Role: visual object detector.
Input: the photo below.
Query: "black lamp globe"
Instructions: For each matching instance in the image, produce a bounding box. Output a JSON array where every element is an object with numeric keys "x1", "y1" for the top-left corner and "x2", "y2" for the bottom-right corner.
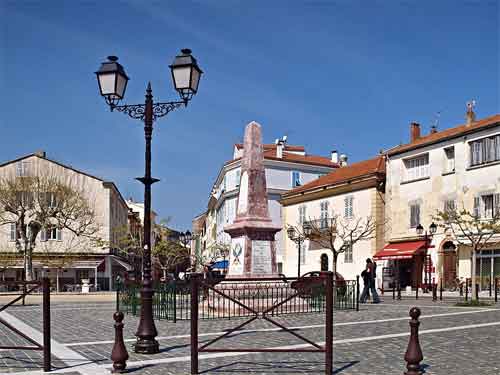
[
  {"x1": 416, "y1": 224, "x2": 424, "y2": 236},
  {"x1": 95, "y1": 56, "x2": 129, "y2": 106},
  {"x1": 429, "y1": 222, "x2": 437, "y2": 235},
  {"x1": 287, "y1": 227, "x2": 296, "y2": 240},
  {"x1": 303, "y1": 222, "x2": 312, "y2": 237},
  {"x1": 169, "y1": 48, "x2": 203, "y2": 102}
]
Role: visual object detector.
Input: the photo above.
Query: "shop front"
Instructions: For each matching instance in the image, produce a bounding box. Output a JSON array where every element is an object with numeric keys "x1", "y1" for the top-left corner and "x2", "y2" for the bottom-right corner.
[{"x1": 374, "y1": 240, "x2": 430, "y2": 290}]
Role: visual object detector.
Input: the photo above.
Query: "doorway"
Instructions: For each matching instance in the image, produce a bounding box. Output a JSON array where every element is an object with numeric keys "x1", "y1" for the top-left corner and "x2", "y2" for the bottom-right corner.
[{"x1": 442, "y1": 242, "x2": 456, "y2": 289}]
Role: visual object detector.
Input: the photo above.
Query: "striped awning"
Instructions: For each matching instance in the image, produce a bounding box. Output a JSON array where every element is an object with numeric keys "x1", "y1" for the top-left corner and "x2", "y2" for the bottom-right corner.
[{"x1": 373, "y1": 241, "x2": 427, "y2": 260}]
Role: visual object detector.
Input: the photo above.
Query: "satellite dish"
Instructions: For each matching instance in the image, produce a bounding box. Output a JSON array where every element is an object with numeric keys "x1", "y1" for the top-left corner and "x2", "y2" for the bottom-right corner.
[
  {"x1": 275, "y1": 138, "x2": 279, "y2": 145},
  {"x1": 283, "y1": 135, "x2": 287, "y2": 142}
]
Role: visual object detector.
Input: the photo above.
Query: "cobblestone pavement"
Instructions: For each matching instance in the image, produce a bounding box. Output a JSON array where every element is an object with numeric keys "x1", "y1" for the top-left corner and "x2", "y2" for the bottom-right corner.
[{"x1": 0, "y1": 296, "x2": 499, "y2": 374}]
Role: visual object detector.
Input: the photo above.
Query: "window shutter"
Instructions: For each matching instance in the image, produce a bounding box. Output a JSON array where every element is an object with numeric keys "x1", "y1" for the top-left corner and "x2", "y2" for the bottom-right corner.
[
  {"x1": 40, "y1": 228, "x2": 47, "y2": 242},
  {"x1": 473, "y1": 197, "x2": 481, "y2": 218},
  {"x1": 416, "y1": 204, "x2": 420, "y2": 226},
  {"x1": 57, "y1": 228, "x2": 62, "y2": 241},
  {"x1": 494, "y1": 193, "x2": 500, "y2": 216}
]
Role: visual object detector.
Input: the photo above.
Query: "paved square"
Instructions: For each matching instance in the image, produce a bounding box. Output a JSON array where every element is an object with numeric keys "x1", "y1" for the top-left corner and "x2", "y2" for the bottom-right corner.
[{"x1": 0, "y1": 294, "x2": 499, "y2": 374}]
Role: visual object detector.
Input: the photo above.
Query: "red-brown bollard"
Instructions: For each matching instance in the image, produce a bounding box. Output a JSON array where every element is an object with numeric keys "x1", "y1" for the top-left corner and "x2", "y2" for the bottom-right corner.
[
  {"x1": 404, "y1": 307, "x2": 423, "y2": 375},
  {"x1": 111, "y1": 311, "x2": 129, "y2": 373}
]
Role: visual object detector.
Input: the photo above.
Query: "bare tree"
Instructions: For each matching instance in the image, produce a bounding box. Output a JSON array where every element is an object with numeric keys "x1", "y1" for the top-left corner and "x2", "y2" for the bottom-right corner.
[
  {"x1": 0, "y1": 175, "x2": 101, "y2": 281},
  {"x1": 113, "y1": 224, "x2": 143, "y2": 280},
  {"x1": 292, "y1": 214, "x2": 382, "y2": 285},
  {"x1": 434, "y1": 202, "x2": 500, "y2": 301},
  {"x1": 152, "y1": 221, "x2": 190, "y2": 279}
]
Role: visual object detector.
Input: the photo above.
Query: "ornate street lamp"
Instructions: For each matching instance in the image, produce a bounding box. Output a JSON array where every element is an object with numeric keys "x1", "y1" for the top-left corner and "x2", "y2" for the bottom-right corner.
[
  {"x1": 95, "y1": 49, "x2": 203, "y2": 354},
  {"x1": 287, "y1": 223, "x2": 311, "y2": 278},
  {"x1": 416, "y1": 222, "x2": 437, "y2": 293},
  {"x1": 179, "y1": 230, "x2": 192, "y2": 247}
]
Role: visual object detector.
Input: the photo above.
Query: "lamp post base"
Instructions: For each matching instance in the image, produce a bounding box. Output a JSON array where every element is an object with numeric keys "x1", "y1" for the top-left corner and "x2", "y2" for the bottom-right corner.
[{"x1": 134, "y1": 338, "x2": 159, "y2": 354}]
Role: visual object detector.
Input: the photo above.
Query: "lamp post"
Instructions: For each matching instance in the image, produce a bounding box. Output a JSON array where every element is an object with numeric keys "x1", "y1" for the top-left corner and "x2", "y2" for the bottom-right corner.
[
  {"x1": 95, "y1": 49, "x2": 202, "y2": 354},
  {"x1": 287, "y1": 222, "x2": 312, "y2": 278},
  {"x1": 416, "y1": 222, "x2": 437, "y2": 293},
  {"x1": 179, "y1": 230, "x2": 192, "y2": 248}
]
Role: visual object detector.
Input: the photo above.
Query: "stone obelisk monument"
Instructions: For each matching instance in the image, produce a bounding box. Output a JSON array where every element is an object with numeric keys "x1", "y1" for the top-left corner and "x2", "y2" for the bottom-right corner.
[{"x1": 224, "y1": 121, "x2": 281, "y2": 278}]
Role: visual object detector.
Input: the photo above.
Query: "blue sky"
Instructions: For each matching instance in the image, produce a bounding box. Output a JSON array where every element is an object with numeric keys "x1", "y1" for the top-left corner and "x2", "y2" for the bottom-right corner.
[{"x1": 1, "y1": 1, "x2": 498, "y2": 230}]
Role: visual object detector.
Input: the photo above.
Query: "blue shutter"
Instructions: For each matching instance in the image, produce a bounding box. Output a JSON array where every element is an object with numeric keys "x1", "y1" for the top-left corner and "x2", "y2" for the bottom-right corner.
[
  {"x1": 57, "y1": 228, "x2": 62, "y2": 241},
  {"x1": 40, "y1": 228, "x2": 47, "y2": 242}
]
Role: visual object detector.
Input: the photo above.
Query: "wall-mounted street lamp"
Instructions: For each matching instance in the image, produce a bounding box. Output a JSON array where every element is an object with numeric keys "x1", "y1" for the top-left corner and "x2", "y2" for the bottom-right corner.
[{"x1": 95, "y1": 49, "x2": 203, "y2": 355}]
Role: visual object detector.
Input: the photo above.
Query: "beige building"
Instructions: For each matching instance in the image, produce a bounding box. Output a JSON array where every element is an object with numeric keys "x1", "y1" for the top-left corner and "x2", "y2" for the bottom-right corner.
[
  {"x1": 383, "y1": 112, "x2": 500, "y2": 290},
  {"x1": 280, "y1": 156, "x2": 386, "y2": 282},
  {"x1": 0, "y1": 151, "x2": 132, "y2": 291}
]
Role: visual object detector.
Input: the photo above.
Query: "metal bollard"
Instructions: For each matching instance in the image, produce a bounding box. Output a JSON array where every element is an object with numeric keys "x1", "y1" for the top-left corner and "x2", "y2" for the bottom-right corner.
[
  {"x1": 356, "y1": 275, "x2": 360, "y2": 311},
  {"x1": 111, "y1": 311, "x2": 128, "y2": 373},
  {"x1": 415, "y1": 285, "x2": 418, "y2": 300},
  {"x1": 404, "y1": 307, "x2": 423, "y2": 375},
  {"x1": 432, "y1": 284, "x2": 437, "y2": 302},
  {"x1": 475, "y1": 284, "x2": 479, "y2": 301},
  {"x1": 393, "y1": 284, "x2": 396, "y2": 300},
  {"x1": 397, "y1": 283, "x2": 402, "y2": 300},
  {"x1": 439, "y1": 279, "x2": 443, "y2": 301},
  {"x1": 42, "y1": 278, "x2": 51, "y2": 372},
  {"x1": 495, "y1": 278, "x2": 498, "y2": 303},
  {"x1": 465, "y1": 283, "x2": 468, "y2": 301}
]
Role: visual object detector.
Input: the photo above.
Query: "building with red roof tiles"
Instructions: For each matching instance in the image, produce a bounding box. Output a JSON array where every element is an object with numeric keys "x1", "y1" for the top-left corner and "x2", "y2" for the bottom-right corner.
[
  {"x1": 280, "y1": 155, "x2": 386, "y2": 281},
  {"x1": 191, "y1": 123, "x2": 341, "y2": 272},
  {"x1": 383, "y1": 108, "x2": 500, "y2": 291}
]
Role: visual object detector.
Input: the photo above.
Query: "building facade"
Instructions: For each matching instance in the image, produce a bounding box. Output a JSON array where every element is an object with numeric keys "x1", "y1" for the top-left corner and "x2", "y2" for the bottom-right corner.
[
  {"x1": 280, "y1": 156, "x2": 386, "y2": 282},
  {"x1": 194, "y1": 131, "x2": 340, "y2": 272},
  {"x1": 0, "y1": 151, "x2": 132, "y2": 291},
  {"x1": 383, "y1": 112, "x2": 500, "y2": 290}
]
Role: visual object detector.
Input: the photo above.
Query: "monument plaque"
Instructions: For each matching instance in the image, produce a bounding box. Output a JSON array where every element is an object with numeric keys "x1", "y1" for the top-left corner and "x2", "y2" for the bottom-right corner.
[
  {"x1": 229, "y1": 237, "x2": 245, "y2": 276},
  {"x1": 252, "y1": 240, "x2": 272, "y2": 274}
]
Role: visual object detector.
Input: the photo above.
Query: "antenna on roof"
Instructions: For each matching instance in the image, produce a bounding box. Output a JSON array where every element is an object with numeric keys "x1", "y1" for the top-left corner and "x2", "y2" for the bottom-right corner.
[
  {"x1": 275, "y1": 138, "x2": 279, "y2": 145},
  {"x1": 430, "y1": 111, "x2": 441, "y2": 133},
  {"x1": 282, "y1": 135, "x2": 287, "y2": 143}
]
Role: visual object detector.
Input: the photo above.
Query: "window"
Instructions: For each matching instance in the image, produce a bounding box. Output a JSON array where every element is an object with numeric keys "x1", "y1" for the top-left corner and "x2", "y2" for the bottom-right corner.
[
  {"x1": 42, "y1": 226, "x2": 62, "y2": 241},
  {"x1": 45, "y1": 192, "x2": 57, "y2": 208},
  {"x1": 444, "y1": 199, "x2": 456, "y2": 214},
  {"x1": 235, "y1": 169, "x2": 241, "y2": 187},
  {"x1": 404, "y1": 154, "x2": 429, "y2": 181},
  {"x1": 344, "y1": 196, "x2": 354, "y2": 219},
  {"x1": 474, "y1": 194, "x2": 500, "y2": 219},
  {"x1": 298, "y1": 205, "x2": 306, "y2": 225},
  {"x1": 444, "y1": 147, "x2": 455, "y2": 173},
  {"x1": 222, "y1": 175, "x2": 227, "y2": 192},
  {"x1": 410, "y1": 203, "x2": 420, "y2": 228},
  {"x1": 10, "y1": 223, "x2": 17, "y2": 241},
  {"x1": 16, "y1": 191, "x2": 33, "y2": 207},
  {"x1": 292, "y1": 171, "x2": 301, "y2": 187},
  {"x1": 320, "y1": 201, "x2": 329, "y2": 228},
  {"x1": 344, "y1": 243, "x2": 353, "y2": 263},
  {"x1": 16, "y1": 161, "x2": 30, "y2": 177},
  {"x1": 470, "y1": 135, "x2": 500, "y2": 166}
]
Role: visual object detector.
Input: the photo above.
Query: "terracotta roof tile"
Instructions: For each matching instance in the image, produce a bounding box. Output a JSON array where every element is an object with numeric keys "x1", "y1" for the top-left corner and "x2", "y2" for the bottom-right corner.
[
  {"x1": 388, "y1": 114, "x2": 500, "y2": 155},
  {"x1": 224, "y1": 150, "x2": 339, "y2": 168},
  {"x1": 283, "y1": 155, "x2": 385, "y2": 196},
  {"x1": 235, "y1": 143, "x2": 305, "y2": 152}
]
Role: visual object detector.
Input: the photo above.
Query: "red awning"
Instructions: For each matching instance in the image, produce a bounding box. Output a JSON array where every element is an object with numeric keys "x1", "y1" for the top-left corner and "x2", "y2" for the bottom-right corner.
[{"x1": 373, "y1": 241, "x2": 427, "y2": 260}]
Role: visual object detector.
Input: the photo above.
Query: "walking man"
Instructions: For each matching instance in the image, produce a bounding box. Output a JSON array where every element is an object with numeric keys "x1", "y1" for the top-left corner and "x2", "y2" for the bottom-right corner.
[{"x1": 366, "y1": 258, "x2": 380, "y2": 303}]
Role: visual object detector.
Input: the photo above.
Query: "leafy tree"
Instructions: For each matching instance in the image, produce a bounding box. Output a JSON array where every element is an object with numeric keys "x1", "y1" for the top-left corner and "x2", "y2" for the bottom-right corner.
[
  {"x1": 435, "y1": 203, "x2": 500, "y2": 300},
  {"x1": 152, "y1": 220, "x2": 190, "y2": 279},
  {"x1": 0, "y1": 175, "x2": 101, "y2": 281}
]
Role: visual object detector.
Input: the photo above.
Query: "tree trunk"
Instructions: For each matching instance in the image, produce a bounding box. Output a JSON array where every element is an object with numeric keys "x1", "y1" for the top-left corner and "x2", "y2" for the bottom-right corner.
[
  {"x1": 471, "y1": 247, "x2": 477, "y2": 301},
  {"x1": 24, "y1": 240, "x2": 34, "y2": 282},
  {"x1": 332, "y1": 253, "x2": 338, "y2": 304}
]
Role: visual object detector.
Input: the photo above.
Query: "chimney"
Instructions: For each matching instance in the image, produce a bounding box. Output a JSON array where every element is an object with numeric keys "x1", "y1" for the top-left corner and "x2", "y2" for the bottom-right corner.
[
  {"x1": 339, "y1": 154, "x2": 348, "y2": 167},
  {"x1": 410, "y1": 122, "x2": 421, "y2": 142},
  {"x1": 331, "y1": 150, "x2": 338, "y2": 163},
  {"x1": 276, "y1": 142, "x2": 283, "y2": 158},
  {"x1": 35, "y1": 150, "x2": 46, "y2": 158},
  {"x1": 466, "y1": 100, "x2": 476, "y2": 126}
]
